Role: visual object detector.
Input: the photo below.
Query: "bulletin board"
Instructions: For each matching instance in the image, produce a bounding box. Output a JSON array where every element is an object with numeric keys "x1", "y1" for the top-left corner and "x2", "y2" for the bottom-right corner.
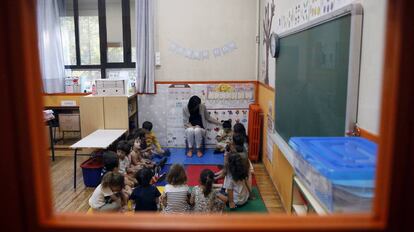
[{"x1": 138, "y1": 83, "x2": 255, "y2": 147}]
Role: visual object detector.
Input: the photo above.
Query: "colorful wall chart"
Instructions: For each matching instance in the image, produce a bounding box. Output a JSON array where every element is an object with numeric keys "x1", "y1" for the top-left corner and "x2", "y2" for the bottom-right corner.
[
  {"x1": 138, "y1": 83, "x2": 255, "y2": 147},
  {"x1": 276, "y1": 0, "x2": 354, "y2": 33}
]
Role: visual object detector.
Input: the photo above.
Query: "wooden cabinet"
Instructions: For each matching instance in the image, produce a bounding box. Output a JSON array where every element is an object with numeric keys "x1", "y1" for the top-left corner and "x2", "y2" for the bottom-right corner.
[
  {"x1": 80, "y1": 94, "x2": 138, "y2": 138},
  {"x1": 103, "y1": 96, "x2": 128, "y2": 130}
]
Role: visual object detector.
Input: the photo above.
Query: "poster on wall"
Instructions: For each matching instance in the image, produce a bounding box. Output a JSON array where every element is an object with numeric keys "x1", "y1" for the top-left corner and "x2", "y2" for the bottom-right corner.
[
  {"x1": 267, "y1": 100, "x2": 274, "y2": 132},
  {"x1": 166, "y1": 84, "x2": 192, "y2": 147},
  {"x1": 205, "y1": 109, "x2": 249, "y2": 145},
  {"x1": 138, "y1": 83, "x2": 255, "y2": 147},
  {"x1": 275, "y1": 0, "x2": 354, "y2": 33},
  {"x1": 266, "y1": 133, "x2": 274, "y2": 163},
  {"x1": 266, "y1": 100, "x2": 274, "y2": 163},
  {"x1": 205, "y1": 83, "x2": 254, "y2": 109}
]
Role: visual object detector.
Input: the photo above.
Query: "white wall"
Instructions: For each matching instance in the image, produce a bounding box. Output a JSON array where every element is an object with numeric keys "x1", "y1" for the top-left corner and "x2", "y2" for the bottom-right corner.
[
  {"x1": 259, "y1": 0, "x2": 387, "y2": 135},
  {"x1": 155, "y1": 0, "x2": 259, "y2": 82},
  {"x1": 356, "y1": 0, "x2": 387, "y2": 135}
]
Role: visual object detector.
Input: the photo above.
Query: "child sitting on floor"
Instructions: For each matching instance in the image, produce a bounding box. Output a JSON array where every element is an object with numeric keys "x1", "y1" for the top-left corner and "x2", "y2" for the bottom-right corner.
[
  {"x1": 233, "y1": 122, "x2": 249, "y2": 151},
  {"x1": 223, "y1": 153, "x2": 251, "y2": 209},
  {"x1": 133, "y1": 128, "x2": 153, "y2": 160},
  {"x1": 117, "y1": 141, "x2": 131, "y2": 175},
  {"x1": 128, "y1": 134, "x2": 168, "y2": 183},
  {"x1": 160, "y1": 164, "x2": 190, "y2": 213},
  {"x1": 89, "y1": 171, "x2": 127, "y2": 212},
  {"x1": 214, "y1": 133, "x2": 247, "y2": 180},
  {"x1": 101, "y1": 150, "x2": 119, "y2": 177},
  {"x1": 142, "y1": 121, "x2": 170, "y2": 157},
  {"x1": 116, "y1": 141, "x2": 137, "y2": 187},
  {"x1": 102, "y1": 151, "x2": 133, "y2": 196},
  {"x1": 130, "y1": 168, "x2": 161, "y2": 212},
  {"x1": 215, "y1": 119, "x2": 233, "y2": 153},
  {"x1": 190, "y1": 169, "x2": 227, "y2": 213},
  {"x1": 128, "y1": 130, "x2": 154, "y2": 171}
]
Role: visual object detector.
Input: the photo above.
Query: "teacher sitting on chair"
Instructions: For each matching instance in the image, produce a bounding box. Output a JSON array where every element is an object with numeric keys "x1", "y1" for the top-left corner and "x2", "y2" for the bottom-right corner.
[{"x1": 183, "y1": 95, "x2": 220, "y2": 157}]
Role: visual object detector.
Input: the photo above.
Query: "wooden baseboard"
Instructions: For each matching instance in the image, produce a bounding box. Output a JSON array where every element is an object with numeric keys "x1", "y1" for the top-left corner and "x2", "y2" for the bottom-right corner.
[
  {"x1": 257, "y1": 81, "x2": 275, "y2": 92},
  {"x1": 358, "y1": 127, "x2": 380, "y2": 144}
]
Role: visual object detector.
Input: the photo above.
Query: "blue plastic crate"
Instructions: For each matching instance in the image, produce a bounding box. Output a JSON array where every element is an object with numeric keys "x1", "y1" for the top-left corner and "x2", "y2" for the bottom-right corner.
[
  {"x1": 80, "y1": 157, "x2": 103, "y2": 188},
  {"x1": 289, "y1": 137, "x2": 378, "y2": 212}
]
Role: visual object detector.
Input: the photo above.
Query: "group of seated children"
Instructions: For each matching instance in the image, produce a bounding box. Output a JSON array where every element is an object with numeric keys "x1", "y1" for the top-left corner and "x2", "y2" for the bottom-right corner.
[{"x1": 89, "y1": 121, "x2": 254, "y2": 213}]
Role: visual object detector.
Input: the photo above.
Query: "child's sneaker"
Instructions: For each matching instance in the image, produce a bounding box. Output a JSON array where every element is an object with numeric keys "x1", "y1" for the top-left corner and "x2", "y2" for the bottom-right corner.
[
  {"x1": 156, "y1": 172, "x2": 167, "y2": 183},
  {"x1": 154, "y1": 166, "x2": 161, "y2": 176}
]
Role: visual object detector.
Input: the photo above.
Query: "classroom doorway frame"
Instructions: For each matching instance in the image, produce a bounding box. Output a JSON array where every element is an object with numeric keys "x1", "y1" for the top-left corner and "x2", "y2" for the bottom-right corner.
[{"x1": 0, "y1": 0, "x2": 412, "y2": 232}]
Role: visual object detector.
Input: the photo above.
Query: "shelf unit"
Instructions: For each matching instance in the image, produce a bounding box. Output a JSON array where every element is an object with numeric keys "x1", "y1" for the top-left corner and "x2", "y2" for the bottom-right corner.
[
  {"x1": 79, "y1": 94, "x2": 138, "y2": 138},
  {"x1": 291, "y1": 176, "x2": 328, "y2": 215}
]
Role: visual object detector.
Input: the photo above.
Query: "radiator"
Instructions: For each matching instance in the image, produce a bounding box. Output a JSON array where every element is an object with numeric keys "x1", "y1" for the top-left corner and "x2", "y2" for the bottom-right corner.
[{"x1": 248, "y1": 104, "x2": 263, "y2": 162}]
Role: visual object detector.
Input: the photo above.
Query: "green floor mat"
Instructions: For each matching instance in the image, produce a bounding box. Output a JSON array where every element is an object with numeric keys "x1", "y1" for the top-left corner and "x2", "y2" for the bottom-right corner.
[{"x1": 225, "y1": 187, "x2": 267, "y2": 213}]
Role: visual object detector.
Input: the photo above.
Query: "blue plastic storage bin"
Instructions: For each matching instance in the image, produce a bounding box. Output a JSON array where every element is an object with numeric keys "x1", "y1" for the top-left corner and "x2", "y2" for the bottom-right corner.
[
  {"x1": 288, "y1": 137, "x2": 378, "y2": 213},
  {"x1": 80, "y1": 156, "x2": 103, "y2": 187}
]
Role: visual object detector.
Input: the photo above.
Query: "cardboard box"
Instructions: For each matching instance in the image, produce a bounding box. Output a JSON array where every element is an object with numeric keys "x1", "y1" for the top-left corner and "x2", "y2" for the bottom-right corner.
[
  {"x1": 59, "y1": 114, "x2": 80, "y2": 131},
  {"x1": 65, "y1": 77, "x2": 81, "y2": 93},
  {"x1": 95, "y1": 79, "x2": 126, "y2": 96}
]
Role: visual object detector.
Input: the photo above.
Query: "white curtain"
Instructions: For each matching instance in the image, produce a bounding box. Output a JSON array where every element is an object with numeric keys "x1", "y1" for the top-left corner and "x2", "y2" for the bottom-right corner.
[
  {"x1": 136, "y1": 0, "x2": 155, "y2": 94},
  {"x1": 37, "y1": 0, "x2": 66, "y2": 93}
]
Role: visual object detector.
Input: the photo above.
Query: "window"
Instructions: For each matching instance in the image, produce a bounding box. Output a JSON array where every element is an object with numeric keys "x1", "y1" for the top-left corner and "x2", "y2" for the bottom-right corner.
[
  {"x1": 106, "y1": 0, "x2": 124, "y2": 63},
  {"x1": 130, "y1": 0, "x2": 136, "y2": 62},
  {"x1": 59, "y1": 0, "x2": 76, "y2": 65},
  {"x1": 59, "y1": 0, "x2": 136, "y2": 88},
  {"x1": 79, "y1": 0, "x2": 100, "y2": 65}
]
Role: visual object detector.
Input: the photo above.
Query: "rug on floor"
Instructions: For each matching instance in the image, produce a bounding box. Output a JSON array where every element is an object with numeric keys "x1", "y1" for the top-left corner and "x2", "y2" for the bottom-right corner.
[{"x1": 158, "y1": 148, "x2": 224, "y2": 165}]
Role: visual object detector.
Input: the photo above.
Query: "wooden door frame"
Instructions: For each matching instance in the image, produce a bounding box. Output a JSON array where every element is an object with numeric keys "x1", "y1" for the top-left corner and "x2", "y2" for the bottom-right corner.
[{"x1": 0, "y1": 0, "x2": 413, "y2": 231}]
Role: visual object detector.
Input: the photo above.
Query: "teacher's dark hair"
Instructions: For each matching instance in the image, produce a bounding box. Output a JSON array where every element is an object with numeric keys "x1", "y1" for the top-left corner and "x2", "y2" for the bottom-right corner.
[{"x1": 188, "y1": 95, "x2": 201, "y2": 114}]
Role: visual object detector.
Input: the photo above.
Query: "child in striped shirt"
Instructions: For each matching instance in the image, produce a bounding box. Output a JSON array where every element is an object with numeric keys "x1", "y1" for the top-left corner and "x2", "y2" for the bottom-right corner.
[{"x1": 160, "y1": 164, "x2": 190, "y2": 213}]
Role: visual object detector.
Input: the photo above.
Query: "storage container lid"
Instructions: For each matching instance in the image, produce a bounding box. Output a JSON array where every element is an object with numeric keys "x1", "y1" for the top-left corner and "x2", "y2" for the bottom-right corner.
[
  {"x1": 289, "y1": 137, "x2": 377, "y2": 184},
  {"x1": 80, "y1": 157, "x2": 103, "y2": 169}
]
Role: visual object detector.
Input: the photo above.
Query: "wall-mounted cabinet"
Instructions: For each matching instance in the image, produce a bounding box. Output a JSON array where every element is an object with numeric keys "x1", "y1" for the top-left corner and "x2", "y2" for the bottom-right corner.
[{"x1": 80, "y1": 94, "x2": 138, "y2": 138}]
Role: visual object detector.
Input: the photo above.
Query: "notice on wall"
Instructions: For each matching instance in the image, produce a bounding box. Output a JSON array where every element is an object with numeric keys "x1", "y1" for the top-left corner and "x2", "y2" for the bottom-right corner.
[
  {"x1": 266, "y1": 132, "x2": 274, "y2": 163},
  {"x1": 166, "y1": 84, "x2": 192, "y2": 146},
  {"x1": 205, "y1": 83, "x2": 255, "y2": 109},
  {"x1": 266, "y1": 100, "x2": 274, "y2": 162}
]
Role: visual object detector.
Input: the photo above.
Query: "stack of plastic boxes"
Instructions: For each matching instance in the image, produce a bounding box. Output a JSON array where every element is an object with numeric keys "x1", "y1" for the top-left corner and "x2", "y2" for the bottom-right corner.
[{"x1": 288, "y1": 137, "x2": 377, "y2": 213}]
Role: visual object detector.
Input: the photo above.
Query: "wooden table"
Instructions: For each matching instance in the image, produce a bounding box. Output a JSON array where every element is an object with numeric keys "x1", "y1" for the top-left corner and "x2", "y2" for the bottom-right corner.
[{"x1": 70, "y1": 129, "x2": 126, "y2": 189}]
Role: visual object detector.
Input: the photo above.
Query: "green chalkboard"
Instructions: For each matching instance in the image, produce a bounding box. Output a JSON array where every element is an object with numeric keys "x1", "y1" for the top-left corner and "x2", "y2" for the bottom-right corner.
[{"x1": 275, "y1": 15, "x2": 352, "y2": 142}]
